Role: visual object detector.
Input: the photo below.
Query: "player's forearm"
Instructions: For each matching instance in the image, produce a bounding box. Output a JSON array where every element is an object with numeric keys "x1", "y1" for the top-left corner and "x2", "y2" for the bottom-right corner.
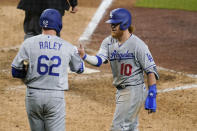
[
  {"x1": 82, "y1": 54, "x2": 102, "y2": 67},
  {"x1": 147, "y1": 72, "x2": 156, "y2": 87}
]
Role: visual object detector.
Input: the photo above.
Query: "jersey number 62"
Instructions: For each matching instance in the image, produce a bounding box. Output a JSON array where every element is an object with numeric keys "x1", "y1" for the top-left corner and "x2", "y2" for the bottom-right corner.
[{"x1": 37, "y1": 55, "x2": 61, "y2": 76}]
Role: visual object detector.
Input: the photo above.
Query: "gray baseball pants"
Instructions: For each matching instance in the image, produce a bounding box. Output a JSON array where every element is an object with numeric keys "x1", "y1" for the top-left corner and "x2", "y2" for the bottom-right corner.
[
  {"x1": 26, "y1": 88, "x2": 66, "y2": 131},
  {"x1": 110, "y1": 84, "x2": 147, "y2": 131}
]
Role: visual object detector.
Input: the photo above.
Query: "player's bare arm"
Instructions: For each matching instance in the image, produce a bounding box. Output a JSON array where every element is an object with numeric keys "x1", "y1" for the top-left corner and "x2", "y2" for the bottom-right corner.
[{"x1": 147, "y1": 72, "x2": 157, "y2": 86}]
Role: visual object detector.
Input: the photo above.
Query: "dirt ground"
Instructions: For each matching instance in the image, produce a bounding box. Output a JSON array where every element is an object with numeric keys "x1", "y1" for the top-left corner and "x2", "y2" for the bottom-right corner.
[{"x1": 0, "y1": 0, "x2": 197, "y2": 131}]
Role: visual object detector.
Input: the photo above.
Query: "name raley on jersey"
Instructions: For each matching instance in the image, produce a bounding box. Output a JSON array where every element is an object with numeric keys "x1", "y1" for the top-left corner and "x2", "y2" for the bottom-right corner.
[
  {"x1": 110, "y1": 50, "x2": 135, "y2": 61},
  {"x1": 39, "y1": 41, "x2": 63, "y2": 51}
]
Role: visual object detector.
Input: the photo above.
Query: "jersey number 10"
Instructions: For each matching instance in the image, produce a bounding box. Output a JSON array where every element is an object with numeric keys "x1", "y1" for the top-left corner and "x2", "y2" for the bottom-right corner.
[{"x1": 120, "y1": 63, "x2": 132, "y2": 76}]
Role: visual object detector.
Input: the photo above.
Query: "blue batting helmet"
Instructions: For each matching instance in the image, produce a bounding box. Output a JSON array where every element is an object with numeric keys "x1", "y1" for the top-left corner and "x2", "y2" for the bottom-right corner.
[
  {"x1": 106, "y1": 8, "x2": 132, "y2": 30},
  {"x1": 40, "y1": 9, "x2": 62, "y2": 33}
]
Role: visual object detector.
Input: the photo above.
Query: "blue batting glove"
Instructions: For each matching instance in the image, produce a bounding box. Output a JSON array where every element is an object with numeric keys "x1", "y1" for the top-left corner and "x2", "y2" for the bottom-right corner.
[{"x1": 145, "y1": 84, "x2": 157, "y2": 113}]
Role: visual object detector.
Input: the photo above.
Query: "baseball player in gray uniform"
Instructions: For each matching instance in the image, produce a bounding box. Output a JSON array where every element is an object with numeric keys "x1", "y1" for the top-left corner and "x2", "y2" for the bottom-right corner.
[
  {"x1": 11, "y1": 9, "x2": 84, "y2": 131},
  {"x1": 78, "y1": 8, "x2": 159, "y2": 131}
]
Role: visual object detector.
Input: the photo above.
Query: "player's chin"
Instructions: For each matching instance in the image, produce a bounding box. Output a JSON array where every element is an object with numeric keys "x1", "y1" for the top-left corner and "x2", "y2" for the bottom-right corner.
[
  {"x1": 111, "y1": 31, "x2": 122, "y2": 39},
  {"x1": 111, "y1": 32, "x2": 117, "y2": 38}
]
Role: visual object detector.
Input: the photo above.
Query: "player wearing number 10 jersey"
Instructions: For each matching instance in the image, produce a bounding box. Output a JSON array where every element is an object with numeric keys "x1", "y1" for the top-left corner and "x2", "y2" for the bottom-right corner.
[
  {"x1": 78, "y1": 8, "x2": 159, "y2": 131},
  {"x1": 11, "y1": 9, "x2": 84, "y2": 131}
]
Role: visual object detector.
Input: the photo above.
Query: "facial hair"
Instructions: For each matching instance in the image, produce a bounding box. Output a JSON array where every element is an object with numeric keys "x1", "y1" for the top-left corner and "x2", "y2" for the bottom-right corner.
[{"x1": 111, "y1": 30, "x2": 124, "y2": 39}]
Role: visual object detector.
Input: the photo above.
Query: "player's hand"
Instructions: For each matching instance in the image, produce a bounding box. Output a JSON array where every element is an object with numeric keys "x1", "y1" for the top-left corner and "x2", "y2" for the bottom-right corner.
[
  {"x1": 145, "y1": 84, "x2": 157, "y2": 114},
  {"x1": 23, "y1": 60, "x2": 29, "y2": 72},
  {"x1": 78, "y1": 44, "x2": 86, "y2": 59},
  {"x1": 70, "y1": 6, "x2": 78, "y2": 13}
]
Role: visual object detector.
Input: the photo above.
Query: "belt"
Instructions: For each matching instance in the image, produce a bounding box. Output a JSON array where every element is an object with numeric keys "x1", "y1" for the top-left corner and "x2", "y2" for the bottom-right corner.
[
  {"x1": 116, "y1": 83, "x2": 145, "y2": 90},
  {"x1": 27, "y1": 87, "x2": 64, "y2": 91},
  {"x1": 116, "y1": 84, "x2": 129, "y2": 90}
]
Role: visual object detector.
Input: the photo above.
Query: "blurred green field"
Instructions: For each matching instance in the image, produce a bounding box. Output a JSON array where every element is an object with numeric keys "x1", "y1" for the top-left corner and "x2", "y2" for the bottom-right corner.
[{"x1": 135, "y1": 0, "x2": 197, "y2": 11}]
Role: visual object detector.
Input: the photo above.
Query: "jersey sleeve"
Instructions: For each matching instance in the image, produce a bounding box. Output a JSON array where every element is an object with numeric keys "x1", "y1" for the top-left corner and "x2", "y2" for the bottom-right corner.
[
  {"x1": 136, "y1": 43, "x2": 159, "y2": 80},
  {"x1": 11, "y1": 42, "x2": 29, "y2": 70},
  {"x1": 69, "y1": 46, "x2": 84, "y2": 73},
  {"x1": 97, "y1": 37, "x2": 110, "y2": 62}
]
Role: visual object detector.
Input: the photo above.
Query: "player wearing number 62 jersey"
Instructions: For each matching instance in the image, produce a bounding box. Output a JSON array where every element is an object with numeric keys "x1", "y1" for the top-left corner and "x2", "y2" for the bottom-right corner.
[
  {"x1": 78, "y1": 8, "x2": 159, "y2": 131},
  {"x1": 11, "y1": 9, "x2": 84, "y2": 131}
]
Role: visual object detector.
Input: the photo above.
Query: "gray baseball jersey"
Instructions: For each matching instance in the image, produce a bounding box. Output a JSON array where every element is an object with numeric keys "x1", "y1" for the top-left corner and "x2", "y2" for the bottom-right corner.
[
  {"x1": 12, "y1": 34, "x2": 83, "y2": 90},
  {"x1": 97, "y1": 34, "x2": 159, "y2": 87}
]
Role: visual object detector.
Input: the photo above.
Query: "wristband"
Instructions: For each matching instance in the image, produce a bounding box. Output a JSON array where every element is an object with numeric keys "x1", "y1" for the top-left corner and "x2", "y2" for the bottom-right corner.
[
  {"x1": 82, "y1": 54, "x2": 87, "y2": 60},
  {"x1": 149, "y1": 84, "x2": 156, "y2": 90}
]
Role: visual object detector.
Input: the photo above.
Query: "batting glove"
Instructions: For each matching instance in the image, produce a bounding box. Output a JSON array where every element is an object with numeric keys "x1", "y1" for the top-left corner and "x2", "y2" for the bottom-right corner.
[{"x1": 145, "y1": 84, "x2": 157, "y2": 113}]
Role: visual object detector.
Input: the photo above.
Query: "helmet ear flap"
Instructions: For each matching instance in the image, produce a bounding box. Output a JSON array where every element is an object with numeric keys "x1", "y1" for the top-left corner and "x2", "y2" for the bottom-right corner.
[
  {"x1": 120, "y1": 21, "x2": 129, "y2": 30},
  {"x1": 120, "y1": 18, "x2": 131, "y2": 30}
]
